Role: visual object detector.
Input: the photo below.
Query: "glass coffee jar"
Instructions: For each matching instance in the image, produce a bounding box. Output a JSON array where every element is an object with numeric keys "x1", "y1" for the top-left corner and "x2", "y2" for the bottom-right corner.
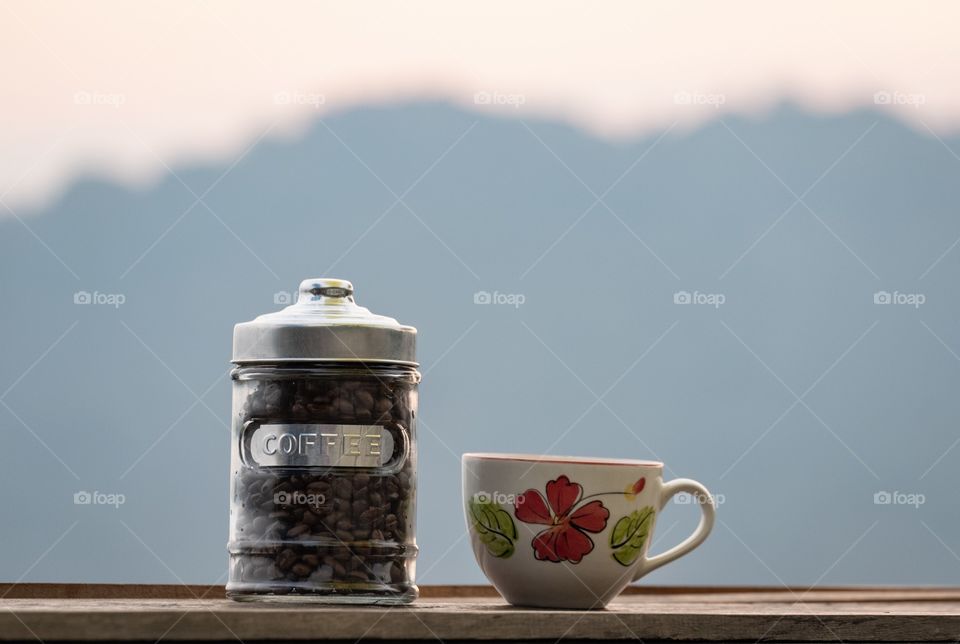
[{"x1": 227, "y1": 278, "x2": 419, "y2": 603}]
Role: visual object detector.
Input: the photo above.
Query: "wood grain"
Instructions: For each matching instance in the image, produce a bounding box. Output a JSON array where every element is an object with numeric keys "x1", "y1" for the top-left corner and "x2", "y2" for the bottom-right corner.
[{"x1": 0, "y1": 585, "x2": 958, "y2": 641}]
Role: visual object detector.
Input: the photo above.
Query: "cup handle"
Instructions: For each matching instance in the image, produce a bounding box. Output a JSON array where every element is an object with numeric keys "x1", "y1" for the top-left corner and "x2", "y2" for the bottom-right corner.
[{"x1": 632, "y1": 478, "x2": 716, "y2": 581}]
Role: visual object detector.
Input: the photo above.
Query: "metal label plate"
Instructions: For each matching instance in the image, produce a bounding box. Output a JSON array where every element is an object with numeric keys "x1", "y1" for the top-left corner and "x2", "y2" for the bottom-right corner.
[{"x1": 243, "y1": 422, "x2": 397, "y2": 469}]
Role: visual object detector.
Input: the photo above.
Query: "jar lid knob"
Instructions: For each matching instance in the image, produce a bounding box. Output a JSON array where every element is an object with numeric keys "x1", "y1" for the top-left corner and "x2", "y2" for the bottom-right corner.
[{"x1": 298, "y1": 278, "x2": 354, "y2": 303}]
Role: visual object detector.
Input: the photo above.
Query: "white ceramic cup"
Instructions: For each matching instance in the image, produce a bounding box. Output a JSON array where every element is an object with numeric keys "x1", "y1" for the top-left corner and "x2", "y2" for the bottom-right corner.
[{"x1": 462, "y1": 453, "x2": 716, "y2": 609}]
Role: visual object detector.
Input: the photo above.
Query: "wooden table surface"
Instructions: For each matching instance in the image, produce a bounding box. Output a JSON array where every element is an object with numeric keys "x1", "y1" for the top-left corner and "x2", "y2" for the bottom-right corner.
[{"x1": 1, "y1": 584, "x2": 959, "y2": 642}]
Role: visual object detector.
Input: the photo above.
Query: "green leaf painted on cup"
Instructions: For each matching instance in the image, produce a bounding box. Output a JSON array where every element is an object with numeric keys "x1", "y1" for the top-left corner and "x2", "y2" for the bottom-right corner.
[
  {"x1": 468, "y1": 499, "x2": 518, "y2": 558},
  {"x1": 610, "y1": 506, "x2": 655, "y2": 566}
]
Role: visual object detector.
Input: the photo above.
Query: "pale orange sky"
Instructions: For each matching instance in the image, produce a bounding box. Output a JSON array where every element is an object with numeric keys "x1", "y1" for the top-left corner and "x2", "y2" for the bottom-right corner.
[{"x1": 2, "y1": 1, "x2": 959, "y2": 211}]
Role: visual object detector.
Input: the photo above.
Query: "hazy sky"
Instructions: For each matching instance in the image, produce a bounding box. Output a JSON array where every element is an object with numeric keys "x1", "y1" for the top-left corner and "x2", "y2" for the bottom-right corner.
[{"x1": 2, "y1": 1, "x2": 959, "y2": 210}]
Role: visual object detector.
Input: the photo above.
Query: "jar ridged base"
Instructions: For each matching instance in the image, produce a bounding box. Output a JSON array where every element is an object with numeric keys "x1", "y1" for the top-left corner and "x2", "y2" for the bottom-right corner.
[{"x1": 226, "y1": 581, "x2": 417, "y2": 604}]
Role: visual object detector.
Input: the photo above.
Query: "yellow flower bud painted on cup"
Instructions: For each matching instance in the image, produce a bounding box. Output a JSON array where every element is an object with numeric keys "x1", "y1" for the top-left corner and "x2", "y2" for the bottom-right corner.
[{"x1": 623, "y1": 477, "x2": 646, "y2": 500}]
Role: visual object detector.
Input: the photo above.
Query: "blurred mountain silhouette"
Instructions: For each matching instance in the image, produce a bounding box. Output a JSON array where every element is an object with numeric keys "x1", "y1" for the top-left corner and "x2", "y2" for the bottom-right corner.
[{"x1": 1, "y1": 102, "x2": 959, "y2": 585}]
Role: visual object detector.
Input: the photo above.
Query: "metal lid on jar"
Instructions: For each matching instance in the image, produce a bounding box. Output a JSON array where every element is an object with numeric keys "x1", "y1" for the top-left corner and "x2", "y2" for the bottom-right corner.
[{"x1": 232, "y1": 278, "x2": 417, "y2": 366}]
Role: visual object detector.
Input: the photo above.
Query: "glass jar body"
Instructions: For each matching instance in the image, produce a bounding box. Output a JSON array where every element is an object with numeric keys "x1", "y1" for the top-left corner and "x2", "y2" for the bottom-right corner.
[{"x1": 227, "y1": 363, "x2": 419, "y2": 604}]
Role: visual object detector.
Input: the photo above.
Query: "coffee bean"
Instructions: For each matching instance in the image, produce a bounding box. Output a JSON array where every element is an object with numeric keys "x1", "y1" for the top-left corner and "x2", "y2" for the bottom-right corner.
[
  {"x1": 324, "y1": 556, "x2": 347, "y2": 577},
  {"x1": 291, "y1": 563, "x2": 313, "y2": 578},
  {"x1": 306, "y1": 481, "x2": 329, "y2": 494},
  {"x1": 287, "y1": 524, "x2": 309, "y2": 538},
  {"x1": 356, "y1": 390, "x2": 374, "y2": 409},
  {"x1": 276, "y1": 548, "x2": 299, "y2": 573},
  {"x1": 332, "y1": 478, "x2": 352, "y2": 500},
  {"x1": 390, "y1": 562, "x2": 406, "y2": 584}
]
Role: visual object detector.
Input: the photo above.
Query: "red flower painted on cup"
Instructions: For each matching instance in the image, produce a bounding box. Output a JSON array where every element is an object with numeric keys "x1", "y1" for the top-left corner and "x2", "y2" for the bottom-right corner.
[{"x1": 514, "y1": 475, "x2": 610, "y2": 564}]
